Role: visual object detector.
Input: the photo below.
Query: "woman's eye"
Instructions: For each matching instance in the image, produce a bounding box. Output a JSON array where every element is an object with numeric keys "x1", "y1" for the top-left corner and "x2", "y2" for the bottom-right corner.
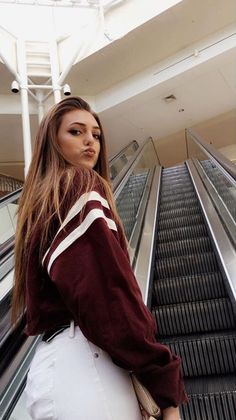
[
  {"x1": 69, "y1": 129, "x2": 81, "y2": 136},
  {"x1": 93, "y1": 133, "x2": 101, "y2": 141}
]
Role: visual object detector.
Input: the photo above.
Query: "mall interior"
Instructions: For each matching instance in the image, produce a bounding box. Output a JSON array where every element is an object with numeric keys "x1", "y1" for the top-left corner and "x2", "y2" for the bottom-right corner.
[{"x1": 0, "y1": 1, "x2": 236, "y2": 419}]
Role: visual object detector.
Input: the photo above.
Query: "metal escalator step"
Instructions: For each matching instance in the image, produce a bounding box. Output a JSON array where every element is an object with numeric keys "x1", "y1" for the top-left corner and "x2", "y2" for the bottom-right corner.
[
  {"x1": 162, "y1": 168, "x2": 186, "y2": 175},
  {"x1": 159, "y1": 197, "x2": 199, "y2": 211},
  {"x1": 181, "y1": 375, "x2": 236, "y2": 420},
  {"x1": 162, "y1": 173, "x2": 189, "y2": 180},
  {"x1": 152, "y1": 298, "x2": 235, "y2": 336},
  {"x1": 153, "y1": 272, "x2": 225, "y2": 305},
  {"x1": 159, "y1": 205, "x2": 200, "y2": 220},
  {"x1": 158, "y1": 213, "x2": 204, "y2": 230},
  {"x1": 162, "y1": 177, "x2": 189, "y2": 184},
  {"x1": 157, "y1": 224, "x2": 208, "y2": 243},
  {"x1": 161, "y1": 186, "x2": 194, "y2": 198},
  {"x1": 162, "y1": 169, "x2": 187, "y2": 175},
  {"x1": 161, "y1": 332, "x2": 236, "y2": 377},
  {"x1": 155, "y1": 251, "x2": 218, "y2": 279},
  {"x1": 161, "y1": 183, "x2": 194, "y2": 197},
  {"x1": 161, "y1": 191, "x2": 196, "y2": 204},
  {"x1": 161, "y1": 179, "x2": 191, "y2": 189},
  {"x1": 156, "y1": 237, "x2": 212, "y2": 259}
]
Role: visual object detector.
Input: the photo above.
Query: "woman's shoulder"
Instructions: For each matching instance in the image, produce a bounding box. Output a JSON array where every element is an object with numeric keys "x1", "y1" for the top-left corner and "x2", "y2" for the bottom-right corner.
[
  {"x1": 73, "y1": 168, "x2": 106, "y2": 196},
  {"x1": 61, "y1": 168, "x2": 107, "y2": 216}
]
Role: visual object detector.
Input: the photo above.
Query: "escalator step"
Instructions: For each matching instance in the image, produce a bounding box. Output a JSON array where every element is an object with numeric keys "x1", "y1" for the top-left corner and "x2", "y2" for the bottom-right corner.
[
  {"x1": 159, "y1": 197, "x2": 199, "y2": 211},
  {"x1": 155, "y1": 252, "x2": 219, "y2": 279},
  {"x1": 162, "y1": 332, "x2": 236, "y2": 377},
  {"x1": 161, "y1": 187, "x2": 194, "y2": 198},
  {"x1": 161, "y1": 191, "x2": 196, "y2": 204},
  {"x1": 159, "y1": 205, "x2": 200, "y2": 220},
  {"x1": 162, "y1": 170, "x2": 187, "y2": 177},
  {"x1": 153, "y1": 272, "x2": 225, "y2": 305},
  {"x1": 158, "y1": 213, "x2": 204, "y2": 230},
  {"x1": 181, "y1": 375, "x2": 236, "y2": 420},
  {"x1": 161, "y1": 180, "x2": 191, "y2": 189},
  {"x1": 156, "y1": 237, "x2": 212, "y2": 259},
  {"x1": 152, "y1": 298, "x2": 235, "y2": 336},
  {"x1": 162, "y1": 169, "x2": 187, "y2": 178},
  {"x1": 157, "y1": 213, "x2": 203, "y2": 230},
  {"x1": 156, "y1": 224, "x2": 208, "y2": 243}
]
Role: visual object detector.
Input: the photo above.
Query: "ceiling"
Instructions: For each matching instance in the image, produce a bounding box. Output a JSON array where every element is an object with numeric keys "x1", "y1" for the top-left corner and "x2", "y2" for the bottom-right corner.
[
  {"x1": 63, "y1": 0, "x2": 236, "y2": 158},
  {"x1": 98, "y1": 46, "x2": 236, "y2": 157},
  {"x1": 0, "y1": 0, "x2": 235, "y2": 179},
  {"x1": 67, "y1": 0, "x2": 236, "y2": 95}
]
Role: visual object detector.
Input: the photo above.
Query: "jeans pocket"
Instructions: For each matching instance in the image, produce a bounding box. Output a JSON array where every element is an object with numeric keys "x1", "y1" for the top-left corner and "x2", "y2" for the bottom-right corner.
[{"x1": 25, "y1": 347, "x2": 57, "y2": 420}]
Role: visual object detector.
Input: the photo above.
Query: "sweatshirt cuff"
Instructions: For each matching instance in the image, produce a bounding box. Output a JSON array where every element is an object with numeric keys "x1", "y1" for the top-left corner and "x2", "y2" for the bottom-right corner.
[{"x1": 136, "y1": 356, "x2": 189, "y2": 409}]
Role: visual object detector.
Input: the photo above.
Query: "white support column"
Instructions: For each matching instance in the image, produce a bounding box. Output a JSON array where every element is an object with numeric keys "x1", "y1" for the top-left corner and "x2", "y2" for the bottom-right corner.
[
  {"x1": 17, "y1": 39, "x2": 32, "y2": 177},
  {"x1": 36, "y1": 90, "x2": 44, "y2": 123},
  {"x1": 49, "y1": 39, "x2": 61, "y2": 103}
]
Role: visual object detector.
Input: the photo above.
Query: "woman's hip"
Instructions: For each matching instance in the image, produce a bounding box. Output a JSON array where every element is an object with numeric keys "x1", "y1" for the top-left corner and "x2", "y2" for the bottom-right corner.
[{"x1": 25, "y1": 326, "x2": 142, "y2": 420}]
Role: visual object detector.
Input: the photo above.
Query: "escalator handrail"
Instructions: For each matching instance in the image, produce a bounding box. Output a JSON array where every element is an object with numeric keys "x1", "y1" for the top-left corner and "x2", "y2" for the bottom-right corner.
[
  {"x1": 186, "y1": 128, "x2": 236, "y2": 182},
  {"x1": 0, "y1": 237, "x2": 14, "y2": 261},
  {"x1": 109, "y1": 140, "x2": 139, "y2": 164},
  {"x1": 113, "y1": 137, "x2": 159, "y2": 196},
  {"x1": 0, "y1": 188, "x2": 22, "y2": 209}
]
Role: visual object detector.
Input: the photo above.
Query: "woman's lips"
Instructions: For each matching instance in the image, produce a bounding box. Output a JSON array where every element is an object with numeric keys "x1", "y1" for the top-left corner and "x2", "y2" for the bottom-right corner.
[{"x1": 83, "y1": 149, "x2": 95, "y2": 157}]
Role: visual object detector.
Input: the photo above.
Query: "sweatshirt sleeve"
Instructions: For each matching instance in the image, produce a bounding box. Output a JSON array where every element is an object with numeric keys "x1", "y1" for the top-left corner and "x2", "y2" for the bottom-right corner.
[{"x1": 42, "y1": 178, "x2": 188, "y2": 410}]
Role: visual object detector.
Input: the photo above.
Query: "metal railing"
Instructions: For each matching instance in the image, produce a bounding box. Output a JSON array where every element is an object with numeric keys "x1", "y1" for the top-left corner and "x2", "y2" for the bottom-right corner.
[
  {"x1": 186, "y1": 128, "x2": 236, "y2": 182},
  {"x1": 186, "y1": 128, "x2": 236, "y2": 248},
  {"x1": 0, "y1": 175, "x2": 23, "y2": 199}
]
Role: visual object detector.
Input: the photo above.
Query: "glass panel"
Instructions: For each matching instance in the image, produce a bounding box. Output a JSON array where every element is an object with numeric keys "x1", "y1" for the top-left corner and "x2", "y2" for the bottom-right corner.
[
  {"x1": 0, "y1": 206, "x2": 15, "y2": 245},
  {"x1": 0, "y1": 174, "x2": 23, "y2": 197},
  {"x1": 110, "y1": 141, "x2": 139, "y2": 180},
  {"x1": 0, "y1": 200, "x2": 18, "y2": 253},
  {"x1": 186, "y1": 130, "x2": 236, "y2": 225},
  {"x1": 115, "y1": 140, "x2": 158, "y2": 241},
  {"x1": 116, "y1": 170, "x2": 149, "y2": 239},
  {"x1": 200, "y1": 159, "x2": 236, "y2": 223}
]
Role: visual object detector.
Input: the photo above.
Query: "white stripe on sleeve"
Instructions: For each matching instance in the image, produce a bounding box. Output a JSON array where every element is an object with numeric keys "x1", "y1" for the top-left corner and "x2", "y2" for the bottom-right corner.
[
  {"x1": 47, "y1": 208, "x2": 117, "y2": 274},
  {"x1": 42, "y1": 191, "x2": 110, "y2": 266}
]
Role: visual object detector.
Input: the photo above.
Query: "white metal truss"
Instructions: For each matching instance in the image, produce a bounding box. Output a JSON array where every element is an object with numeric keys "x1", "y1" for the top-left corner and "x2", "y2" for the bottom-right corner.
[
  {"x1": 0, "y1": 0, "x2": 127, "y2": 175},
  {"x1": 0, "y1": 0, "x2": 123, "y2": 10}
]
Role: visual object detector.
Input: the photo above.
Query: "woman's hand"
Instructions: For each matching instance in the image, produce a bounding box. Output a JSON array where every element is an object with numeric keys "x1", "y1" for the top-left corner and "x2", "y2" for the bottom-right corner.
[{"x1": 162, "y1": 406, "x2": 181, "y2": 420}]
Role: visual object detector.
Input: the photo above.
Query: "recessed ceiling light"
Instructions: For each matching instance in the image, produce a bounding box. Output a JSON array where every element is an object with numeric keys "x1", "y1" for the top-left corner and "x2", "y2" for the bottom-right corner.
[{"x1": 163, "y1": 94, "x2": 176, "y2": 103}]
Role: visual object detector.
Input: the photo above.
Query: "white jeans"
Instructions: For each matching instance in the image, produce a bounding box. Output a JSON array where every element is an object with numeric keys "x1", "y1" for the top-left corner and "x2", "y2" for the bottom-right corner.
[{"x1": 25, "y1": 326, "x2": 142, "y2": 420}]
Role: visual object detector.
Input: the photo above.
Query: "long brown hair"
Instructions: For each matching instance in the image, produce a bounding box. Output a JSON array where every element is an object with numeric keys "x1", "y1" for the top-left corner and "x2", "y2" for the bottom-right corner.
[{"x1": 12, "y1": 96, "x2": 123, "y2": 323}]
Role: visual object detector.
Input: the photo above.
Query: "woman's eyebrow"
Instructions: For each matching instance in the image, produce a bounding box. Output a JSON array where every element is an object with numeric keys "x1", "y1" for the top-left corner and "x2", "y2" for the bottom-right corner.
[{"x1": 69, "y1": 121, "x2": 101, "y2": 131}]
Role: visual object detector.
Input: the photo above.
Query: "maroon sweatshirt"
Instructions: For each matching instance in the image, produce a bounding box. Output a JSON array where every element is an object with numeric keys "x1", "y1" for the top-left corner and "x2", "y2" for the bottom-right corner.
[{"x1": 25, "y1": 171, "x2": 188, "y2": 410}]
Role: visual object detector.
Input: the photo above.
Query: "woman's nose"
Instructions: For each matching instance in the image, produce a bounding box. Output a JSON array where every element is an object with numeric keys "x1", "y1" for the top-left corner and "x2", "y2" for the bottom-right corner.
[{"x1": 84, "y1": 131, "x2": 94, "y2": 144}]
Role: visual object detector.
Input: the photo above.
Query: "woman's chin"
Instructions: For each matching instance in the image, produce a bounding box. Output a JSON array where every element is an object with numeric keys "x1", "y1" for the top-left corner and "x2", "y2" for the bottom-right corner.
[{"x1": 75, "y1": 160, "x2": 97, "y2": 170}]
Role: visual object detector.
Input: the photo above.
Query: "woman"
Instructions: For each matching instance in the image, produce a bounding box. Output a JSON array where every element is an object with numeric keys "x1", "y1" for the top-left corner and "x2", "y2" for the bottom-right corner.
[{"x1": 12, "y1": 97, "x2": 187, "y2": 420}]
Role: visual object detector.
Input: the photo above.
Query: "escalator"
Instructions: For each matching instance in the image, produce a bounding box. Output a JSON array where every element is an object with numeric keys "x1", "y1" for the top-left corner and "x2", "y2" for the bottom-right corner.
[
  {"x1": 111, "y1": 132, "x2": 236, "y2": 418},
  {"x1": 152, "y1": 164, "x2": 236, "y2": 419}
]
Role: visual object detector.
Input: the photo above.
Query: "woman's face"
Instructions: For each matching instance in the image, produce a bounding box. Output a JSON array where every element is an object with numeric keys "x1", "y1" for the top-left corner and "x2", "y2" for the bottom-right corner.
[{"x1": 57, "y1": 109, "x2": 101, "y2": 169}]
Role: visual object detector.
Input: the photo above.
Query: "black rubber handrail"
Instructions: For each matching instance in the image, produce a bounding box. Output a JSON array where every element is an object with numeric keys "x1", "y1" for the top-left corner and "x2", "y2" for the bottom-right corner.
[
  {"x1": 109, "y1": 140, "x2": 139, "y2": 164},
  {"x1": 0, "y1": 237, "x2": 14, "y2": 260},
  {"x1": 0, "y1": 188, "x2": 22, "y2": 208},
  {"x1": 186, "y1": 128, "x2": 236, "y2": 182}
]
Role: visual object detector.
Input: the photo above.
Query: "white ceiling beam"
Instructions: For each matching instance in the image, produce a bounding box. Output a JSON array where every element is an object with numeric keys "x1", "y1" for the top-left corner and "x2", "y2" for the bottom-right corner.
[{"x1": 95, "y1": 24, "x2": 236, "y2": 113}]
